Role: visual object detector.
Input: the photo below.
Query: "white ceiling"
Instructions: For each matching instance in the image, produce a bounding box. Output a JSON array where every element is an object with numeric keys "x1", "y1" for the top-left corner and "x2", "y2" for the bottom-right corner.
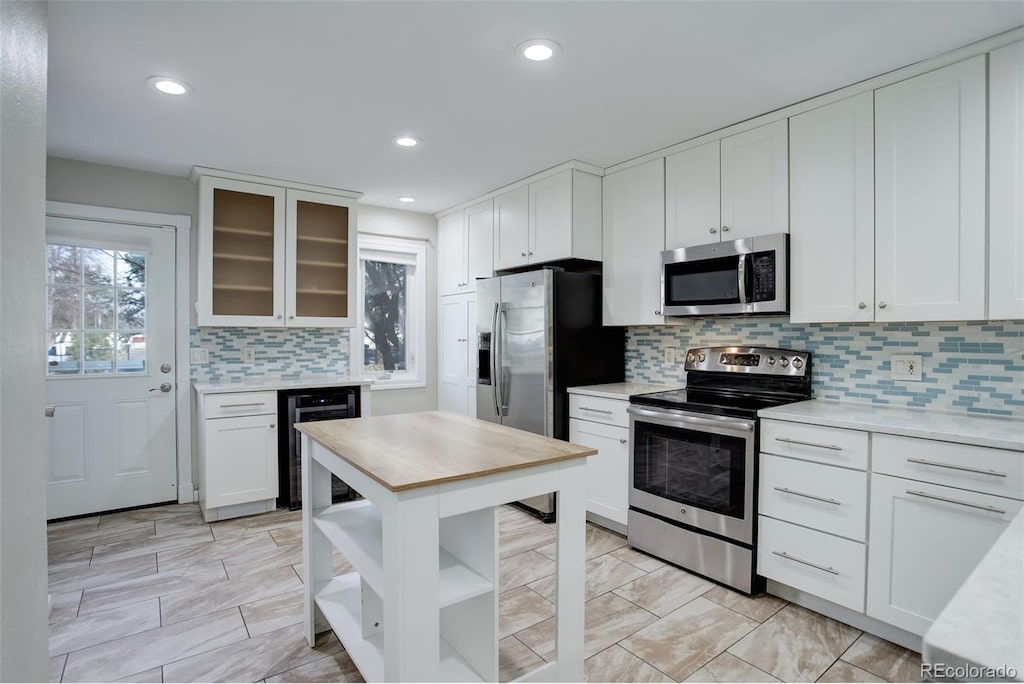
[{"x1": 47, "y1": 1, "x2": 1023, "y2": 214}]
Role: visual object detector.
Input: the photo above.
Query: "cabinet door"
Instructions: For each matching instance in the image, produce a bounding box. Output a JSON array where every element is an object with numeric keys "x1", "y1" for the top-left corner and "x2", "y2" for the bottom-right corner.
[
  {"x1": 602, "y1": 159, "x2": 666, "y2": 326},
  {"x1": 204, "y1": 415, "x2": 278, "y2": 509},
  {"x1": 285, "y1": 189, "x2": 357, "y2": 327},
  {"x1": 493, "y1": 187, "x2": 530, "y2": 270},
  {"x1": 665, "y1": 140, "x2": 721, "y2": 248},
  {"x1": 990, "y1": 41, "x2": 1024, "y2": 320},
  {"x1": 529, "y1": 170, "x2": 573, "y2": 264},
  {"x1": 875, "y1": 56, "x2": 986, "y2": 321},
  {"x1": 570, "y1": 418, "x2": 629, "y2": 526},
  {"x1": 198, "y1": 176, "x2": 286, "y2": 326},
  {"x1": 465, "y1": 200, "x2": 494, "y2": 291},
  {"x1": 789, "y1": 93, "x2": 875, "y2": 323},
  {"x1": 438, "y1": 211, "x2": 467, "y2": 297},
  {"x1": 866, "y1": 473, "x2": 1022, "y2": 635},
  {"x1": 720, "y1": 120, "x2": 789, "y2": 240},
  {"x1": 439, "y1": 294, "x2": 475, "y2": 416}
]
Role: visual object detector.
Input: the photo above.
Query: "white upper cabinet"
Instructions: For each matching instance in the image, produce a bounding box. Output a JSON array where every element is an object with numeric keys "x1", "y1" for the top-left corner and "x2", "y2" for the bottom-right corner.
[
  {"x1": 990, "y1": 41, "x2": 1024, "y2": 320},
  {"x1": 875, "y1": 56, "x2": 987, "y2": 321},
  {"x1": 197, "y1": 173, "x2": 357, "y2": 328},
  {"x1": 439, "y1": 200, "x2": 494, "y2": 296},
  {"x1": 665, "y1": 120, "x2": 788, "y2": 249},
  {"x1": 665, "y1": 140, "x2": 721, "y2": 248},
  {"x1": 602, "y1": 158, "x2": 665, "y2": 326},
  {"x1": 495, "y1": 169, "x2": 602, "y2": 270},
  {"x1": 789, "y1": 92, "x2": 875, "y2": 323},
  {"x1": 493, "y1": 186, "x2": 530, "y2": 270},
  {"x1": 720, "y1": 120, "x2": 789, "y2": 241}
]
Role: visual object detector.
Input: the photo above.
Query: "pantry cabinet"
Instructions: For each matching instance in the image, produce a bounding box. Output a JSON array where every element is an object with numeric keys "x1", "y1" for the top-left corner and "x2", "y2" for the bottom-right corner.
[
  {"x1": 665, "y1": 120, "x2": 788, "y2": 249},
  {"x1": 438, "y1": 294, "x2": 477, "y2": 418},
  {"x1": 196, "y1": 170, "x2": 359, "y2": 327},
  {"x1": 989, "y1": 41, "x2": 1024, "y2": 320},
  {"x1": 602, "y1": 159, "x2": 665, "y2": 326},
  {"x1": 493, "y1": 169, "x2": 602, "y2": 270},
  {"x1": 874, "y1": 56, "x2": 987, "y2": 321},
  {"x1": 438, "y1": 200, "x2": 493, "y2": 296},
  {"x1": 789, "y1": 92, "x2": 875, "y2": 323}
]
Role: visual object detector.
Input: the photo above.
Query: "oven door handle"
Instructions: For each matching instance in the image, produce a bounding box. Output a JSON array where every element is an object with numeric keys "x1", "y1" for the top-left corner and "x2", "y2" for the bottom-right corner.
[{"x1": 626, "y1": 405, "x2": 754, "y2": 432}]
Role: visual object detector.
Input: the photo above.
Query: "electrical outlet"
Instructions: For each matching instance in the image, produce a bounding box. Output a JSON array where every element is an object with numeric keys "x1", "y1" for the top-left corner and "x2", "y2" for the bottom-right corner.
[
  {"x1": 664, "y1": 348, "x2": 676, "y2": 364},
  {"x1": 189, "y1": 347, "x2": 209, "y2": 364},
  {"x1": 891, "y1": 354, "x2": 923, "y2": 382},
  {"x1": 242, "y1": 347, "x2": 256, "y2": 364}
]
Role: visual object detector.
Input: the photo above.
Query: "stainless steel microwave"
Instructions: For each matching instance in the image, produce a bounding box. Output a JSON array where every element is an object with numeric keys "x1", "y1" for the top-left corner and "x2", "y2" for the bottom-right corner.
[{"x1": 661, "y1": 233, "x2": 788, "y2": 317}]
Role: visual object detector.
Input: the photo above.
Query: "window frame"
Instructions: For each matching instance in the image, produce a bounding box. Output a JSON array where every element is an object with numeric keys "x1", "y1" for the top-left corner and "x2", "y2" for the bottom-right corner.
[{"x1": 352, "y1": 234, "x2": 427, "y2": 391}]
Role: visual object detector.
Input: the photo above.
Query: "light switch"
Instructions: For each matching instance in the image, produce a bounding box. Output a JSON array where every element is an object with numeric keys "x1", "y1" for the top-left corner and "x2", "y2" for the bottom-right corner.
[{"x1": 190, "y1": 347, "x2": 209, "y2": 364}]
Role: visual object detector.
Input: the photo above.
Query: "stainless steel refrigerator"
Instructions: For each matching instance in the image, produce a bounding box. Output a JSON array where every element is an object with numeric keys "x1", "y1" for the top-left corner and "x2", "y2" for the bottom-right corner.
[{"x1": 476, "y1": 269, "x2": 624, "y2": 520}]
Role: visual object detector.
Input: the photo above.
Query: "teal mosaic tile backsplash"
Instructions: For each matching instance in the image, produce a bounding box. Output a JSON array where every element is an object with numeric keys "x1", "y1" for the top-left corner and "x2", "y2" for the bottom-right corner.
[
  {"x1": 190, "y1": 327, "x2": 350, "y2": 384},
  {"x1": 626, "y1": 319, "x2": 1024, "y2": 417}
]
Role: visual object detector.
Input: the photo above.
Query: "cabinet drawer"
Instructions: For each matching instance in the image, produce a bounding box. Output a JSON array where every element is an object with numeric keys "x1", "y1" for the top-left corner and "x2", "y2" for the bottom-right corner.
[
  {"x1": 204, "y1": 391, "x2": 277, "y2": 418},
  {"x1": 873, "y1": 434, "x2": 1024, "y2": 501},
  {"x1": 759, "y1": 454, "x2": 867, "y2": 541},
  {"x1": 569, "y1": 394, "x2": 628, "y2": 428},
  {"x1": 761, "y1": 420, "x2": 868, "y2": 470},
  {"x1": 757, "y1": 516, "x2": 866, "y2": 612}
]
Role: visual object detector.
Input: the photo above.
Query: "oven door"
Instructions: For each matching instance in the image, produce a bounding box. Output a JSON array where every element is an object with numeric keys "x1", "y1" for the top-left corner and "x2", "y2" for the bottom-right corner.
[{"x1": 627, "y1": 405, "x2": 756, "y2": 544}]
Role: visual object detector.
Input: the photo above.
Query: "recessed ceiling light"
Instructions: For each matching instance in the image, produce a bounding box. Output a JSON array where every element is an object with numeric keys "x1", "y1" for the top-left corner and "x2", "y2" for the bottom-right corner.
[
  {"x1": 146, "y1": 76, "x2": 193, "y2": 96},
  {"x1": 397, "y1": 196, "x2": 416, "y2": 203},
  {"x1": 393, "y1": 136, "x2": 421, "y2": 148},
  {"x1": 517, "y1": 39, "x2": 561, "y2": 62}
]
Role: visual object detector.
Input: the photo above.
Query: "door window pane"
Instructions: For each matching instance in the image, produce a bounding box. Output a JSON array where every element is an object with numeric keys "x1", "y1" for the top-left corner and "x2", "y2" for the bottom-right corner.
[
  {"x1": 46, "y1": 242, "x2": 147, "y2": 376},
  {"x1": 363, "y1": 261, "x2": 408, "y2": 373}
]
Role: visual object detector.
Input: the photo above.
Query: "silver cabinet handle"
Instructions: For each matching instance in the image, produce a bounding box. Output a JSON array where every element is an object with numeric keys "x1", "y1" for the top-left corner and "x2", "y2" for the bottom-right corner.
[
  {"x1": 906, "y1": 458, "x2": 1007, "y2": 478},
  {"x1": 878, "y1": 301, "x2": 887, "y2": 309},
  {"x1": 775, "y1": 437, "x2": 843, "y2": 451},
  {"x1": 773, "y1": 487, "x2": 841, "y2": 506},
  {"x1": 149, "y1": 383, "x2": 173, "y2": 393},
  {"x1": 858, "y1": 302, "x2": 867, "y2": 310},
  {"x1": 906, "y1": 490, "x2": 1007, "y2": 515},
  {"x1": 772, "y1": 550, "x2": 839, "y2": 575},
  {"x1": 579, "y1": 407, "x2": 613, "y2": 415},
  {"x1": 721, "y1": 225, "x2": 730, "y2": 232},
  {"x1": 45, "y1": 405, "x2": 55, "y2": 418},
  {"x1": 709, "y1": 227, "x2": 717, "y2": 234},
  {"x1": 219, "y1": 402, "x2": 265, "y2": 408}
]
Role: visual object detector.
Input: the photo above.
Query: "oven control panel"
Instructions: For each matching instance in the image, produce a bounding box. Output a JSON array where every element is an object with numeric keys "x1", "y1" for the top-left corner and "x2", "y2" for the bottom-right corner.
[{"x1": 683, "y1": 346, "x2": 810, "y2": 376}]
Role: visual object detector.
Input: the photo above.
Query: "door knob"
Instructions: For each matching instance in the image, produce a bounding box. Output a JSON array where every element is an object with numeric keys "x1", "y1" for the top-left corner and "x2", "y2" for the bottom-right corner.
[
  {"x1": 150, "y1": 383, "x2": 172, "y2": 393},
  {"x1": 160, "y1": 363, "x2": 172, "y2": 373}
]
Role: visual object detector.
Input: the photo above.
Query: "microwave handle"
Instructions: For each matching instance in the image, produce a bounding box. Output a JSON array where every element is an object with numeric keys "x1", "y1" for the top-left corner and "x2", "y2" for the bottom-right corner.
[{"x1": 737, "y1": 254, "x2": 748, "y2": 305}]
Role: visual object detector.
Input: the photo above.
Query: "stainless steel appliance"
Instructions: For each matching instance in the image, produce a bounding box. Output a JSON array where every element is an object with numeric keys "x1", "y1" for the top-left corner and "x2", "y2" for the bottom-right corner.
[
  {"x1": 627, "y1": 346, "x2": 811, "y2": 594},
  {"x1": 278, "y1": 386, "x2": 361, "y2": 510},
  {"x1": 661, "y1": 233, "x2": 788, "y2": 317},
  {"x1": 476, "y1": 269, "x2": 624, "y2": 520}
]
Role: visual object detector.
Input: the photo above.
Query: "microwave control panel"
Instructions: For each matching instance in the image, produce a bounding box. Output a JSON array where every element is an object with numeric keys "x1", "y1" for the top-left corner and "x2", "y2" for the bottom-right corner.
[{"x1": 751, "y1": 252, "x2": 776, "y2": 302}]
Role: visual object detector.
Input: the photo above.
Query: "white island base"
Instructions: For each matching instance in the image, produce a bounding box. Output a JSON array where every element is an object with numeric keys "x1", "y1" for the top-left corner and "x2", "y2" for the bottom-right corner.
[{"x1": 299, "y1": 412, "x2": 590, "y2": 682}]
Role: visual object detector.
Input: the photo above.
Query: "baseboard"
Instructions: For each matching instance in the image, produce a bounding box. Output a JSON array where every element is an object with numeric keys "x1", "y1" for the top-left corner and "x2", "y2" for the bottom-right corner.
[{"x1": 586, "y1": 511, "x2": 626, "y2": 537}]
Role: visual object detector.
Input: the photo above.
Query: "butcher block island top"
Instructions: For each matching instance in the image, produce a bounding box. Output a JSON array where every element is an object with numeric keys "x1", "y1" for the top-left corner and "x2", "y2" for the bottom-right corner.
[{"x1": 295, "y1": 409, "x2": 596, "y2": 492}]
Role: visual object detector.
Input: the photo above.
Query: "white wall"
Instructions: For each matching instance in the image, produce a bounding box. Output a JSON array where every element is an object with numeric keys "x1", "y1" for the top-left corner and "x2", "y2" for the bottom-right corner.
[
  {"x1": 0, "y1": 1, "x2": 50, "y2": 680},
  {"x1": 357, "y1": 205, "x2": 439, "y2": 415}
]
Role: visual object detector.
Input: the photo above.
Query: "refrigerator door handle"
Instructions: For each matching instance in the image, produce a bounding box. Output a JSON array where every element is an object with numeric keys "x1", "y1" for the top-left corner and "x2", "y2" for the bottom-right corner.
[
  {"x1": 498, "y1": 305, "x2": 509, "y2": 416},
  {"x1": 491, "y1": 302, "x2": 501, "y2": 416}
]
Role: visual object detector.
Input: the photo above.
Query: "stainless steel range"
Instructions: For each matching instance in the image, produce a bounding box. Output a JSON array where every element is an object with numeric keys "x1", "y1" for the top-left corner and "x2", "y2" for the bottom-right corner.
[{"x1": 627, "y1": 346, "x2": 812, "y2": 594}]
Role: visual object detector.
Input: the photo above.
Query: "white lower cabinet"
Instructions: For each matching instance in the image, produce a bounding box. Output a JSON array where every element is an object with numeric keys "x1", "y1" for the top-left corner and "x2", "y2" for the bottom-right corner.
[
  {"x1": 570, "y1": 418, "x2": 629, "y2": 528},
  {"x1": 438, "y1": 294, "x2": 477, "y2": 418},
  {"x1": 866, "y1": 473, "x2": 1022, "y2": 635},
  {"x1": 198, "y1": 391, "x2": 279, "y2": 522}
]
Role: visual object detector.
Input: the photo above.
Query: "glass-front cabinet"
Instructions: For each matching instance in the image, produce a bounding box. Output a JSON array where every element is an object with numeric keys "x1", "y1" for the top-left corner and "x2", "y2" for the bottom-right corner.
[{"x1": 196, "y1": 170, "x2": 359, "y2": 327}]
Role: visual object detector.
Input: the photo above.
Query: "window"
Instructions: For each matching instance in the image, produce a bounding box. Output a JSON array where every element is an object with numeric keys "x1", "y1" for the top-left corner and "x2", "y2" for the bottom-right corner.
[
  {"x1": 46, "y1": 242, "x2": 147, "y2": 375},
  {"x1": 355, "y1": 235, "x2": 426, "y2": 389}
]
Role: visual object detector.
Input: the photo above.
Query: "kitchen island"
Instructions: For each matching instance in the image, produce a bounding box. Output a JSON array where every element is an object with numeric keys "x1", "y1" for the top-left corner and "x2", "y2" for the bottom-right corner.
[{"x1": 297, "y1": 410, "x2": 595, "y2": 682}]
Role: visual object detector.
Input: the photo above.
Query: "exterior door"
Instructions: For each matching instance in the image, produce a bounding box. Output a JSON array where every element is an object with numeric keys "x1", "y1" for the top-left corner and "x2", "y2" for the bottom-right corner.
[{"x1": 45, "y1": 218, "x2": 178, "y2": 519}]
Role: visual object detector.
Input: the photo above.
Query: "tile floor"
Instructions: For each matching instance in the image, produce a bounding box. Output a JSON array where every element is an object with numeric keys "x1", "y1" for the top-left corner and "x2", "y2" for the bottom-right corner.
[{"x1": 46, "y1": 502, "x2": 922, "y2": 683}]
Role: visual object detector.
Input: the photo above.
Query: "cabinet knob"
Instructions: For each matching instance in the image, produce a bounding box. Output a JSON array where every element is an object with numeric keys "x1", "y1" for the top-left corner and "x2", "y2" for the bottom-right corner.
[
  {"x1": 269, "y1": 424, "x2": 275, "y2": 429},
  {"x1": 878, "y1": 301, "x2": 887, "y2": 309},
  {"x1": 709, "y1": 227, "x2": 717, "y2": 234},
  {"x1": 288, "y1": 315, "x2": 295, "y2": 320},
  {"x1": 655, "y1": 309, "x2": 662, "y2": 316},
  {"x1": 528, "y1": 251, "x2": 533, "y2": 256},
  {"x1": 858, "y1": 302, "x2": 867, "y2": 310},
  {"x1": 619, "y1": 438, "x2": 627, "y2": 444},
  {"x1": 521, "y1": 252, "x2": 527, "y2": 257},
  {"x1": 721, "y1": 225, "x2": 730, "y2": 232},
  {"x1": 457, "y1": 337, "x2": 467, "y2": 342},
  {"x1": 276, "y1": 314, "x2": 283, "y2": 320}
]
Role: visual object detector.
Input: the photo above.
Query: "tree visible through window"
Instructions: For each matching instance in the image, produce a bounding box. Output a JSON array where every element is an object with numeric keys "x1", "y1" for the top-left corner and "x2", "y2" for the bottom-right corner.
[{"x1": 363, "y1": 261, "x2": 408, "y2": 373}]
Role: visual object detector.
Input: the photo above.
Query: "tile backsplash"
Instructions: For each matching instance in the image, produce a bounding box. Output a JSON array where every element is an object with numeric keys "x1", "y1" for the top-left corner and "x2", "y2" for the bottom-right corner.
[
  {"x1": 627, "y1": 319, "x2": 1024, "y2": 417},
  {"x1": 190, "y1": 327, "x2": 350, "y2": 384}
]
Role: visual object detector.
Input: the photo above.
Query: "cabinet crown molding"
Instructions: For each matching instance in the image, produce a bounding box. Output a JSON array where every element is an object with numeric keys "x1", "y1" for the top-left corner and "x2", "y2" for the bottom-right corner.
[{"x1": 190, "y1": 166, "x2": 364, "y2": 200}]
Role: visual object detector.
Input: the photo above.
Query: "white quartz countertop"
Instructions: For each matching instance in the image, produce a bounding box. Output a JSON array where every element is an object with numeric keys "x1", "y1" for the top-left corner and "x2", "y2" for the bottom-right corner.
[
  {"x1": 567, "y1": 382, "x2": 684, "y2": 401},
  {"x1": 923, "y1": 506, "x2": 1024, "y2": 681},
  {"x1": 759, "y1": 400, "x2": 1024, "y2": 451},
  {"x1": 193, "y1": 376, "x2": 373, "y2": 395}
]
